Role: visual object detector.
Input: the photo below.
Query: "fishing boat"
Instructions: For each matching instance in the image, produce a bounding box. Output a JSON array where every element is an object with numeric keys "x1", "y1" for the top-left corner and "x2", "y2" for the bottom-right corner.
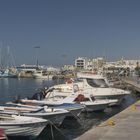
[
  {"x1": 47, "y1": 103, "x2": 85, "y2": 117},
  {"x1": 18, "y1": 98, "x2": 85, "y2": 118},
  {"x1": 0, "y1": 114, "x2": 48, "y2": 137},
  {"x1": 0, "y1": 105, "x2": 69, "y2": 126}
]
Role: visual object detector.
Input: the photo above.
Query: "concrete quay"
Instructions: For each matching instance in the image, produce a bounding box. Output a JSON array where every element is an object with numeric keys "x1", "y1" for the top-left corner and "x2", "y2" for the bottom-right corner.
[{"x1": 74, "y1": 100, "x2": 140, "y2": 140}]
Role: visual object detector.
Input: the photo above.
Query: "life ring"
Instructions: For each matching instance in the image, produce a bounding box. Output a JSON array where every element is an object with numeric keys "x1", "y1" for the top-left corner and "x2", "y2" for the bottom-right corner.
[{"x1": 73, "y1": 84, "x2": 79, "y2": 92}]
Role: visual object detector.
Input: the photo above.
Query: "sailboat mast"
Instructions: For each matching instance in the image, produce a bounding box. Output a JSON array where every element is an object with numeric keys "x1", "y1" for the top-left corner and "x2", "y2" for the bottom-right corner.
[{"x1": 34, "y1": 46, "x2": 40, "y2": 69}]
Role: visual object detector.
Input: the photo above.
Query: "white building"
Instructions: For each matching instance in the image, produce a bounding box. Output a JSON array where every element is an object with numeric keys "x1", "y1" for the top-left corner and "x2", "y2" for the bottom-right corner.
[
  {"x1": 75, "y1": 57, "x2": 105, "y2": 70},
  {"x1": 105, "y1": 58, "x2": 140, "y2": 71},
  {"x1": 75, "y1": 57, "x2": 88, "y2": 69},
  {"x1": 46, "y1": 66, "x2": 60, "y2": 72},
  {"x1": 75, "y1": 57, "x2": 140, "y2": 75},
  {"x1": 63, "y1": 65, "x2": 75, "y2": 71}
]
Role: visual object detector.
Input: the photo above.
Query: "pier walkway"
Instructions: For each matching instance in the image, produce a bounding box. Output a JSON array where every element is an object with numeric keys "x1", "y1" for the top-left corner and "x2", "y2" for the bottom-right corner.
[{"x1": 75, "y1": 99, "x2": 140, "y2": 140}]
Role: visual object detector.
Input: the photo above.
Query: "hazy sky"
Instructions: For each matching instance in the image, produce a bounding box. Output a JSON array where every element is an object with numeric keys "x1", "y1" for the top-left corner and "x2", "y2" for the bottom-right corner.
[{"x1": 0, "y1": 0, "x2": 140, "y2": 66}]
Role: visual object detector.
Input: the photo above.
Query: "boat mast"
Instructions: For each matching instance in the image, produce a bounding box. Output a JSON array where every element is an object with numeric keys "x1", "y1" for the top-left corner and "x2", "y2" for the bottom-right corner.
[{"x1": 34, "y1": 46, "x2": 40, "y2": 69}]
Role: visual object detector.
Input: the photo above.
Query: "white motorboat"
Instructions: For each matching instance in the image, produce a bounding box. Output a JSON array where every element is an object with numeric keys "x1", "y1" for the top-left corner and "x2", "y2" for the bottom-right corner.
[
  {"x1": 0, "y1": 105, "x2": 69, "y2": 126},
  {"x1": 19, "y1": 98, "x2": 85, "y2": 118},
  {"x1": 47, "y1": 103, "x2": 85, "y2": 117},
  {"x1": 0, "y1": 69, "x2": 16, "y2": 78},
  {"x1": 46, "y1": 72, "x2": 130, "y2": 105},
  {"x1": 32, "y1": 69, "x2": 53, "y2": 79},
  {"x1": 25, "y1": 107, "x2": 68, "y2": 126},
  {"x1": 78, "y1": 73, "x2": 130, "y2": 104},
  {"x1": 45, "y1": 93, "x2": 118, "y2": 112},
  {"x1": 0, "y1": 114, "x2": 48, "y2": 137},
  {"x1": 73, "y1": 94, "x2": 118, "y2": 112}
]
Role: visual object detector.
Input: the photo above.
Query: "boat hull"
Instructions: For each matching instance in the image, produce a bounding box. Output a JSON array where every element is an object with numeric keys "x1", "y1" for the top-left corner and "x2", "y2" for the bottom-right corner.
[
  {"x1": 82, "y1": 103, "x2": 108, "y2": 112},
  {"x1": 68, "y1": 108, "x2": 83, "y2": 117},
  {"x1": 93, "y1": 94, "x2": 125, "y2": 105},
  {"x1": 0, "y1": 121, "x2": 47, "y2": 137},
  {"x1": 48, "y1": 103, "x2": 84, "y2": 118},
  {"x1": 0, "y1": 115, "x2": 48, "y2": 137},
  {"x1": 24, "y1": 111, "x2": 68, "y2": 126}
]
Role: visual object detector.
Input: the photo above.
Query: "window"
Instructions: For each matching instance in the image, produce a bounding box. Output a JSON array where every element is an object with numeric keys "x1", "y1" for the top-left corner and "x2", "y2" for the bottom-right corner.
[{"x1": 87, "y1": 78, "x2": 108, "y2": 88}]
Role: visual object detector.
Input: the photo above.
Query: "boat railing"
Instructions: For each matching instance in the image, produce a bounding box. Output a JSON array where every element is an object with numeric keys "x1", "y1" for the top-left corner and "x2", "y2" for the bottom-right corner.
[{"x1": 82, "y1": 87, "x2": 125, "y2": 95}]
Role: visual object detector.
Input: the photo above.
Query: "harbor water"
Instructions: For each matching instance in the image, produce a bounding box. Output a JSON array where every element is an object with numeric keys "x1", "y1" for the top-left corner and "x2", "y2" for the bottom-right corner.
[{"x1": 0, "y1": 78, "x2": 139, "y2": 140}]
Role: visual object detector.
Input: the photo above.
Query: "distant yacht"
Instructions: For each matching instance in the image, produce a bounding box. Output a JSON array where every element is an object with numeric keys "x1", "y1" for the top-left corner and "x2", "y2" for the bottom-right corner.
[
  {"x1": 16, "y1": 64, "x2": 43, "y2": 72},
  {"x1": 32, "y1": 69, "x2": 53, "y2": 79},
  {"x1": 16, "y1": 64, "x2": 44, "y2": 78},
  {"x1": 0, "y1": 46, "x2": 17, "y2": 78},
  {"x1": 0, "y1": 69, "x2": 17, "y2": 78}
]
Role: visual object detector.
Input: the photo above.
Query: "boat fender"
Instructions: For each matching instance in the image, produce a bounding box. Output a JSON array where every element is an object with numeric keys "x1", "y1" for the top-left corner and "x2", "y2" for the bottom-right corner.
[{"x1": 51, "y1": 108, "x2": 54, "y2": 112}]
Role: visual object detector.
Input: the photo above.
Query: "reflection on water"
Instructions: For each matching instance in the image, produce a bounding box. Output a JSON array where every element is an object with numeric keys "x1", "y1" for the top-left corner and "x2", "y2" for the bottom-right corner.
[
  {"x1": 0, "y1": 78, "x2": 139, "y2": 140},
  {"x1": 0, "y1": 78, "x2": 63, "y2": 104}
]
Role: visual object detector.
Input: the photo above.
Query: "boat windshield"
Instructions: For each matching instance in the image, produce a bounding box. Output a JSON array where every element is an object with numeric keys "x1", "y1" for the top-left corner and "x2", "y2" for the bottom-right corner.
[{"x1": 87, "y1": 78, "x2": 109, "y2": 88}]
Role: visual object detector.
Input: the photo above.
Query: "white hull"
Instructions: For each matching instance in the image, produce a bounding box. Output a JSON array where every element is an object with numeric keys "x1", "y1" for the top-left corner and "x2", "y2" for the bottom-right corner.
[
  {"x1": 44, "y1": 113, "x2": 66, "y2": 126},
  {"x1": 24, "y1": 108, "x2": 69, "y2": 126},
  {"x1": 0, "y1": 106, "x2": 68, "y2": 126},
  {"x1": 0, "y1": 115, "x2": 48, "y2": 137},
  {"x1": 45, "y1": 91, "x2": 125, "y2": 106},
  {"x1": 32, "y1": 70, "x2": 53, "y2": 79},
  {"x1": 20, "y1": 99, "x2": 84, "y2": 118},
  {"x1": 1, "y1": 123, "x2": 45, "y2": 137},
  {"x1": 82, "y1": 103, "x2": 108, "y2": 112},
  {"x1": 33, "y1": 75, "x2": 53, "y2": 79},
  {"x1": 93, "y1": 94, "x2": 125, "y2": 105},
  {"x1": 67, "y1": 108, "x2": 83, "y2": 117}
]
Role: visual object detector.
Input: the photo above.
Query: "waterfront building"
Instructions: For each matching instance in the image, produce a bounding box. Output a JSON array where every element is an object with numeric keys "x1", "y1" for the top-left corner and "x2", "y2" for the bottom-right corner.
[
  {"x1": 75, "y1": 57, "x2": 105, "y2": 71},
  {"x1": 103, "y1": 58, "x2": 140, "y2": 76},
  {"x1": 63, "y1": 65, "x2": 75, "y2": 71},
  {"x1": 75, "y1": 57, "x2": 140, "y2": 77},
  {"x1": 75, "y1": 57, "x2": 88, "y2": 69},
  {"x1": 45, "y1": 66, "x2": 60, "y2": 72}
]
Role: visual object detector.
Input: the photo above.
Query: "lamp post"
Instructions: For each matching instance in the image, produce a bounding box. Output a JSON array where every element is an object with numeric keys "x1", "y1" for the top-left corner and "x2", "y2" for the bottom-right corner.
[{"x1": 34, "y1": 46, "x2": 40, "y2": 69}]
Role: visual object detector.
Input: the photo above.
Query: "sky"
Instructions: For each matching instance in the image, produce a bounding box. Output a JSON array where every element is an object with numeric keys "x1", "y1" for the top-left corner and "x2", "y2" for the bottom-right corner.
[{"x1": 0, "y1": 0, "x2": 140, "y2": 66}]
